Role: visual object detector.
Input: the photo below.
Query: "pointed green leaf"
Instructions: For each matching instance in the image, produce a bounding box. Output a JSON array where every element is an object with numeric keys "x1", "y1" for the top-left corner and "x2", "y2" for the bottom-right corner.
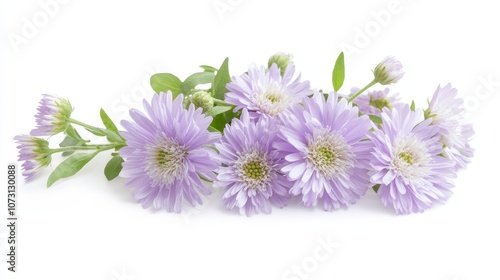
[
  {"x1": 207, "y1": 126, "x2": 220, "y2": 133},
  {"x1": 332, "y1": 52, "x2": 345, "y2": 92},
  {"x1": 205, "y1": 106, "x2": 232, "y2": 117},
  {"x1": 104, "y1": 155, "x2": 124, "y2": 181},
  {"x1": 150, "y1": 73, "x2": 182, "y2": 95},
  {"x1": 180, "y1": 72, "x2": 215, "y2": 94},
  {"x1": 100, "y1": 109, "x2": 119, "y2": 134},
  {"x1": 65, "y1": 125, "x2": 84, "y2": 141},
  {"x1": 213, "y1": 58, "x2": 231, "y2": 100},
  {"x1": 47, "y1": 152, "x2": 99, "y2": 187},
  {"x1": 373, "y1": 184, "x2": 381, "y2": 193},
  {"x1": 59, "y1": 135, "x2": 85, "y2": 157},
  {"x1": 410, "y1": 100, "x2": 416, "y2": 111},
  {"x1": 210, "y1": 114, "x2": 227, "y2": 132},
  {"x1": 369, "y1": 115, "x2": 382, "y2": 124},
  {"x1": 199, "y1": 65, "x2": 218, "y2": 72}
]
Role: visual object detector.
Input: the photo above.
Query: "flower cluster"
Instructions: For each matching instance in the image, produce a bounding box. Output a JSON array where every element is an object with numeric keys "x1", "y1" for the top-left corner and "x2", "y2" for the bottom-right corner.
[{"x1": 14, "y1": 53, "x2": 474, "y2": 216}]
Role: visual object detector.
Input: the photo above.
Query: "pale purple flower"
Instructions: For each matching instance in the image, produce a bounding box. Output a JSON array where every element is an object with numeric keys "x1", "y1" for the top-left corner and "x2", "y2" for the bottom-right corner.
[
  {"x1": 14, "y1": 135, "x2": 51, "y2": 181},
  {"x1": 275, "y1": 93, "x2": 373, "y2": 211},
  {"x1": 31, "y1": 94, "x2": 73, "y2": 136},
  {"x1": 373, "y1": 56, "x2": 404, "y2": 85},
  {"x1": 213, "y1": 110, "x2": 291, "y2": 216},
  {"x1": 369, "y1": 106, "x2": 456, "y2": 215},
  {"x1": 353, "y1": 88, "x2": 405, "y2": 116},
  {"x1": 225, "y1": 63, "x2": 311, "y2": 119},
  {"x1": 427, "y1": 84, "x2": 474, "y2": 170},
  {"x1": 119, "y1": 91, "x2": 220, "y2": 213}
]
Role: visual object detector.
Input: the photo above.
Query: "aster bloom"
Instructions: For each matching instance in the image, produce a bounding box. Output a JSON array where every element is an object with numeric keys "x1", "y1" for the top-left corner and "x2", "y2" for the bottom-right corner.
[
  {"x1": 353, "y1": 88, "x2": 405, "y2": 116},
  {"x1": 119, "y1": 91, "x2": 220, "y2": 213},
  {"x1": 369, "y1": 106, "x2": 456, "y2": 214},
  {"x1": 275, "y1": 93, "x2": 373, "y2": 210},
  {"x1": 31, "y1": 94, "x2": 73, "y2": 136},
  {"x1": 373, "y1": 56, "x2": 404, "y2": 85},
  {"x1": 213, "y1": 110, "x2": 291, "y2": 216},
  {"x1": 14, "y1": 135, "x2": 52, "y2": 181},
  {"x1": 426, "y1": 84, "x2": 474, "y2": 170},
  {"x1": 225, "y1": 63, "x2": 311, "y2": 119}
]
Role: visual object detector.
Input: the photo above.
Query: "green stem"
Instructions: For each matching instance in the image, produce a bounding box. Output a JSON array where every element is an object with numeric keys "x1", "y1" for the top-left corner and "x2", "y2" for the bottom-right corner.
[
  {"x1": 50, "y1": 144, "x2": 118, "y2": 154},
  {"x1": 69, "y1": 118, "x2": 125, "y2": 144},
  {"x1": 69, "y1": 119, "x2": 101, "y2": 132},
  {"x1": 347, "y1": 79, "x2": 378, "y2": 103},
  {"x1": 213, "y1": 98, "x2": 235, "y2": 107}
]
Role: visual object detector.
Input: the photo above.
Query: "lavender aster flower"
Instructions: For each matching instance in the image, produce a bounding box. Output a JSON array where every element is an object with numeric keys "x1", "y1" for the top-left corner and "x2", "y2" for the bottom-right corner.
[
  {"x1": 373, "y1": 56, "x2": 404, "y2": 85},
  {"x1": 14, "y1": 135, "x2": 52, "y2": 181},
  {"x1": 353, "y1": 88, "x2": 405, "y2": 116},
  {"x1": 369, "y1": 106, "x2": 456, "y2": 214},
  {"x1": 119, "y1": 91, "x2": 220, "y2": 213},
  {"x1": 275, "y1": 93, "x2": 373, "y2": 210},
  {"x1": 213, "y1": 110, "x2": 291, "y2": 216},
  {"x1": 225, "y1": 63, "x2": 311, "y2": 119},
  {"x1": 426, "y1": 84, "x2": 474, "y2": 170},
  {"x1": 31, "y1": 94, "x2": 73, "y2": 136}
]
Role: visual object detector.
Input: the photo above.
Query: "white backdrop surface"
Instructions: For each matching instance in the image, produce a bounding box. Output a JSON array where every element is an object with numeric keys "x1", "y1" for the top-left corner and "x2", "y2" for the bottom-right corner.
[{"x1": 1, "y1": 1, "x2": 499, "y2": 280}]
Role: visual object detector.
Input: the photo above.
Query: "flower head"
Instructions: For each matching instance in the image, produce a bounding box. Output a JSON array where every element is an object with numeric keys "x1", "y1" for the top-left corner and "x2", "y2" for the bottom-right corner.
[
  {"x1": 31, "y1": 94, "x2": 73, "y2": 136},
  {"x1": 275, "y1": 93, "x2": 373, "y2": 210},
  {"x1": 14, "y1": 135, "x2": 52, "y2": 181},
  {"x1": 369, "y1": 106, "x2": 456, "y2": 214},
  {"x1": 426, "y1": 84, "x2": 474, "y2": 170},
  {"x1": 119, "y1": 91, "x2": 220, "y2": 213},
  {"x1": 354, "y1": 88, "x2": 405, "y2": 116},
  {"x1": 268, "y1": 52, "x2": 293, "y2": 76},
  {"x1": 213, "y1": 110, "x2": 291, "y2": 216},
  {"x1": 373, "y1": 56, "x2": 404, "y2": 85},
  {"x1": 225, "y1": 63, "x2": 311, "y2": 120}
]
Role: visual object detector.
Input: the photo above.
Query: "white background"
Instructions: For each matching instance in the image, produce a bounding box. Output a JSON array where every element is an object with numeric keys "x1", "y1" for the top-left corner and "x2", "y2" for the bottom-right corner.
[{"x1": 1, "y1": 1, "x2": 499, "y2": 280}]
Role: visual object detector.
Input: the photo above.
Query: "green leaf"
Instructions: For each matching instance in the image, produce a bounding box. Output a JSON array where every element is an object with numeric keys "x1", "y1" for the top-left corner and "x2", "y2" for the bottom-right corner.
[
  {"x1": 369, "y1": 115, "x2": 382, "y2": 124},
  {"x1": 213, "y1": 58, "x2": 231, "y2": 100},
  {"x1": 84, "y1": 126, "x2": 123, "y2": 143},
  {"x1": 100, "y1": 109, "x2": 119, "y2": 134},
  {"x1": 104, "y1": 155, "x2": 124, "y2": 181},
  {"x1": 65, "y1": 125, "x2": 84, "y2": 141},
  {"x1": 199, "y1": 65, "x2": 218, "y2": 72},
  {"x1": 373, "y1": 184, "x2": 381, "y2": 193},
  {"x1": 99, "y1": 109, "x2": 123, "y2": 142},
  {"x1": 210, "y1": 114, "x2": 227, "y2": 132},
  {"x1": 410, "y1": 100, "x2": 416, "y2": 111},
  {"x1": 60, "y1": 127, "x2": 86, "y2": 156},
  {"x1": 205, "y1": 106, "x2": 232, "y2": 117},
  {"x1": 47, "y1": 152, "x2": 99, "y2": 187},
  {"x1": 59, "y1": 135, "x2": 79, "y2": 156},
  {"x1": 150, "y1": 73, "x2": 183, "y2": 95},
  {"x1": 332, "y1": 52, "x2": 345, "y2": 92},
  {"x1": 180, "y1": 72, "x2": 215, "y2": 94},
  {"x1": 207, "y1": 126, "x2": 220, "y2": 133}
]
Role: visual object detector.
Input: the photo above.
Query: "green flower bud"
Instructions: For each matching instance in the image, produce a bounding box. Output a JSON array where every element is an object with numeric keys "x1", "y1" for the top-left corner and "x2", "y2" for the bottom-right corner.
[
  {"x1": 268, "y1": 52, "x2": 293, "y2": 76},
  {"x1": 186, "y1": 90, "x2": 214, "y2": 112}
]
